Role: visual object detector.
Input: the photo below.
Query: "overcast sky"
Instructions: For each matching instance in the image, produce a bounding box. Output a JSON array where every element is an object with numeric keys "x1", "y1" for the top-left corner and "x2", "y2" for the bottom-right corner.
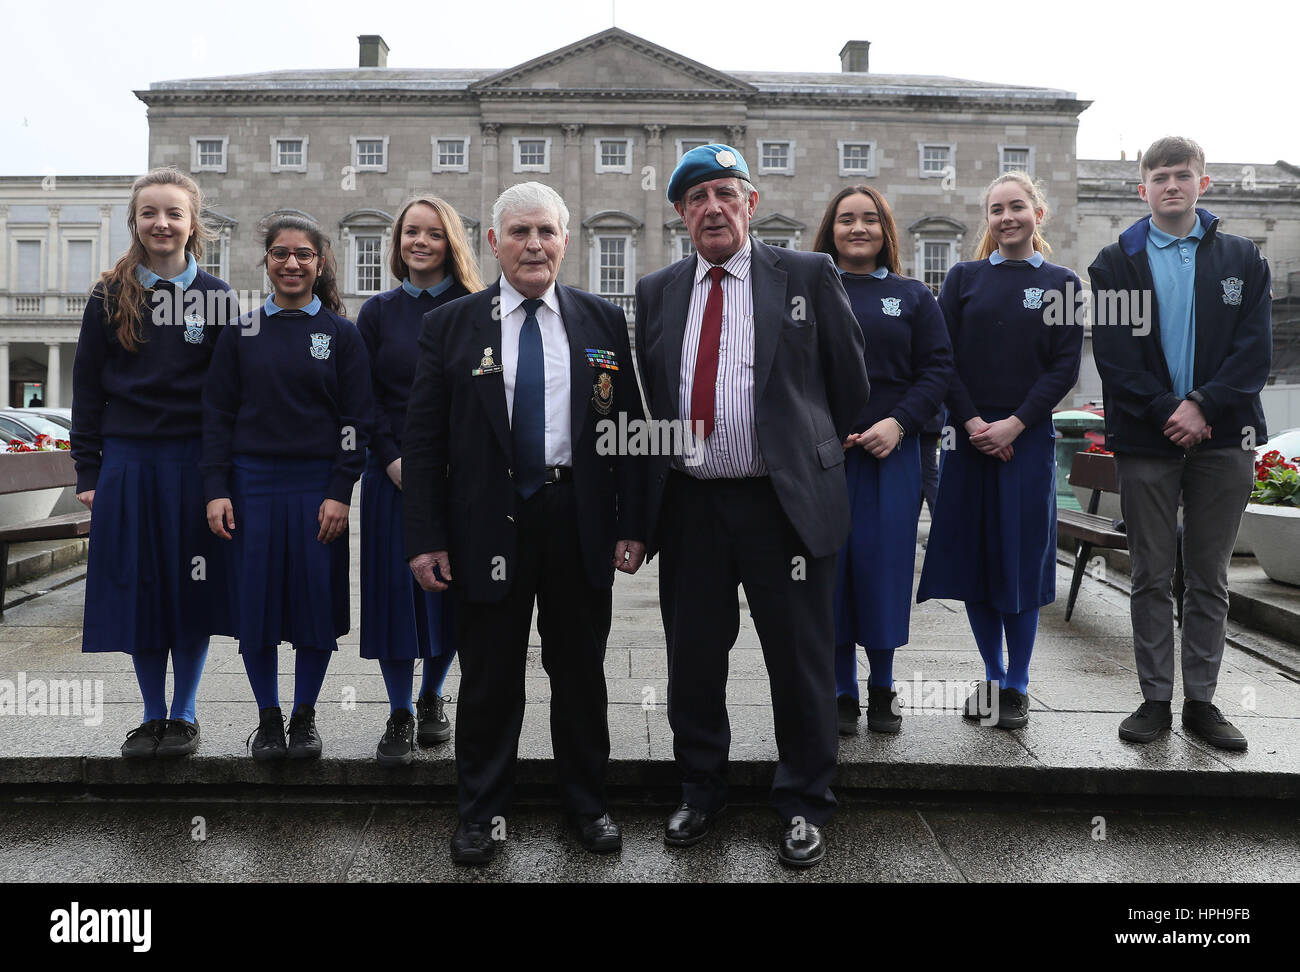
[{"x1": 2, "y1": 0, "x2": 1292, "y2": 177}]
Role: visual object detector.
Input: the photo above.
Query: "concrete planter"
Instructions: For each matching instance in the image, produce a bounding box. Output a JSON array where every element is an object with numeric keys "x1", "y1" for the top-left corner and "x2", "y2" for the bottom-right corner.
[
  {"x1": 1238, "y1": 504, "x2": 1300, "y2": 586},
  {"x1": 0, "y1": 452, "x2": 66, "y2": 524}
]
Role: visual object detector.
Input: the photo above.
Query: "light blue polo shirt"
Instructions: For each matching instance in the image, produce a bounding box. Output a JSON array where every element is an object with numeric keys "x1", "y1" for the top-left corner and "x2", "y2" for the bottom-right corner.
[
  {"x1": 264, "y1": 294, "x2": 322, "y2": 316},
  {"x1": 989, "y1": 250, "x2": 1045, "y2": 267},
  {"x1": 402, "y1": 276, "x2": 456, "y2": 298},
  {"x1": 136, "y1": 253, "x2": 198, "y2": 289},
  {"x1": 1146, "y1": 219, "x2": 1206, "y2": 399}
]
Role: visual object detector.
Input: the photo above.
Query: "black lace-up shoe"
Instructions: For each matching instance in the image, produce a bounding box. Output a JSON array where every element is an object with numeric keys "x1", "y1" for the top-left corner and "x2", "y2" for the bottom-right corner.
[
  {"x1": 866, "y1": 687, "x2": 902, "y2": 733},
  {"x1": 996, "y1": 687, "x2": 1030, "y2": 729},
  {"x1": 156, "y1": 718, "x2": 200, "y2": 757},
  {"x1": 376, "y1": 708, "x2": 415, "y2": 766},
  {"x1": 1182, "y1": 700, "x2": 1247, "y2": 751},
  {"x1": 287, "y1": 705, "x2": 322, "y2": 759},
  {"x1": 416, "y1": 693, "x2": 452, "y2": 746},
  {"x1": 1118, "y1": 700, "x2": 1172, "y2": 743},
  {"x1": 836, "y1": 694, "x2": 860, "y2": 736},
  {"x1": 121, "y1": 719, "x2": 165, "y2": 758},
  {"x1": 248, "y1": 707, "x2": 287, "y2": 761}
]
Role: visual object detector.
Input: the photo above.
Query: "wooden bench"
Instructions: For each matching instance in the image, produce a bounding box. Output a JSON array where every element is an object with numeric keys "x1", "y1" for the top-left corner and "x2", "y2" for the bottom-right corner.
[
  {"x1": 1059, "y1": 450, "x2": 1184, "y2": 624},
  {"x1": 0, "y1": 450, "x2": 91, "y2": 616}
]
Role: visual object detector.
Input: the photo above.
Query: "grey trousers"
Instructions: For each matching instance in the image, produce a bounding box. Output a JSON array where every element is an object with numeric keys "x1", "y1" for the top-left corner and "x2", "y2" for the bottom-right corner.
[{"x1": 1116, "y1": 447, "x2": 1255, "y2": 702}]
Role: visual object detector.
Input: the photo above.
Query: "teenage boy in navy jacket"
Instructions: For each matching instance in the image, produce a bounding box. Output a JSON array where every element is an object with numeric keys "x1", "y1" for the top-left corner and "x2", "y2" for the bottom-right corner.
[{"x1": 1089, "y1": 136, "x2": 1272, "y2": 751}]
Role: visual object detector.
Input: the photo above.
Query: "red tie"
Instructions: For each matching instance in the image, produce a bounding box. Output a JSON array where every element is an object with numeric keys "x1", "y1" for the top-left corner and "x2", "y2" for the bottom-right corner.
[{"x1": 690, "y1": 266, "x2": 726, "y2": 440}]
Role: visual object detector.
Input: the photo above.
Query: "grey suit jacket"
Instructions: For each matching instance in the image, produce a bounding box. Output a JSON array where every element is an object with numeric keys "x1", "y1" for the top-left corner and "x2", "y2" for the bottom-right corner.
[{"x1": 633, "y1": 239, "x2": 870, "y2": 559}]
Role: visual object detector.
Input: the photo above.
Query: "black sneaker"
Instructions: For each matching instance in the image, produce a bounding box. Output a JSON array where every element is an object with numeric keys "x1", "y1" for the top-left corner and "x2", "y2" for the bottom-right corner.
[
  {"x1": 996, "y1": 687, "x2": 1030, "y2": 729},
  {"x1": 417, "y1": 693, "x2": 452, "y2": 746},
  {"x1": 156, "y1": 718, "x2": 201, "y2": 757},
  {"x1": 1118, "y1": 700, "x2": 1172, "y2": 743},
  {"x1": 376, "y1": 708, "x2": 416, "y2": 766},
  {"x1": 121, "y1": 719, "x2": 166, "y2": 759},
  {"x1": 866, "y1": 686, "x2": 902, "y2": 734},
  {"x1": 836, "y1": 694, "x2": 860, "y2": 736},
  {"x1": 248, "y1": 707, "x2": 287, "y2": 761},
  {"x1": 287, "y1": 705, "x2": 323, "y2": 759},
  {"x1": 963, "y1": 681, "x2": 997, "y2": 723},
  {"x1": 1182, "y1": 700, "x2": 1247, "y2": 751}
]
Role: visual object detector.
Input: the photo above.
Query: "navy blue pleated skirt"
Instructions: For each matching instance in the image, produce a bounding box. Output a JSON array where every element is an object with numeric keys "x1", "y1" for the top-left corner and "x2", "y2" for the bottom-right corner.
[
  {"x1": 83, "y1": 436, "x2": 227, "y2": 655},
  {"x1": 916, "y1": 412, "x2": 1058, "y2": 614},
  {"x1": 359, "y1": 452, "x2": 454, "y2": 661},
  {"x1": 226, "y1": 454, "x2": 350, "y2": 653},
  {"x1": 833, "y1": 435, "x2": 921, "y2": 652}
]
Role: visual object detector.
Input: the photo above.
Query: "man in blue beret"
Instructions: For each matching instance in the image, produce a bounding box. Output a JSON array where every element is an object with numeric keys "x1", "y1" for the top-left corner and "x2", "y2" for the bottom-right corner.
[{"x1": 634, "y1": 144, "x2": 870, "y2": 867}]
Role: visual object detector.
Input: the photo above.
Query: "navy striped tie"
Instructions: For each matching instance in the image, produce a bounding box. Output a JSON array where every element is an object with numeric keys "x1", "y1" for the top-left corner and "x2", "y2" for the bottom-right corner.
[{"x1": 512, "y1": 297, "x2": 546, "y2": 498}]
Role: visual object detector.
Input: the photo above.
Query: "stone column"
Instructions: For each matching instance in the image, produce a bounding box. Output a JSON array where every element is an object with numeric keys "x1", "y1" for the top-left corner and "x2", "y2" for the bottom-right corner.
[
  {"x1": 99, "y1": 205, "x2": 114, "y2": 273},
  {"x1": 0, "y1": 343, "x2": 10, "y2": 409},
  {"x1": 46, "y1": 343, "x2": 61, "y2": 407},
  {"x1": 643, "y1": 125, "x2": 666, "y2": 275},
  {"x1": 561, "y1": 124, "x2": 584, "y2": 288},
  {"x1": 46, "y1": 205, "x2": 61, "y2": 303},
  {"x1": 0, "y1": 207, "x2": 9, "y2": 298},
  {"x1": 479, "y1": 123, "x2": 501, "y2": 274}
]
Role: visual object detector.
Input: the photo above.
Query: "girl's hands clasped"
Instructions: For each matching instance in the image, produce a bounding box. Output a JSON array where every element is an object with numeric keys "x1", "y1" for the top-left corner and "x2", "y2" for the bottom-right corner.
[{"x1": 966, "y1": 416, "x2": 1022, "y2": 463}]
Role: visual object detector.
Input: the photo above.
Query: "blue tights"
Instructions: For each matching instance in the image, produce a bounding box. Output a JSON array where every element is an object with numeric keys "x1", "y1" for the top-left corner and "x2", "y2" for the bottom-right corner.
[
  {"x1": 132, "y1": 640, "x2": 209, "y2": 724},
  {"x1": 378, "y1": 649, "x2": 456, "y2": 714},
  {"x1": 241, "y1": 645, "x2": 333, "y2": 716},
  {"x1": 834, "y1": 644, "x2": 896, "y2": 700},
  {"x1": 964, "y1": 602, "x2": 1039, "y2": 693}
]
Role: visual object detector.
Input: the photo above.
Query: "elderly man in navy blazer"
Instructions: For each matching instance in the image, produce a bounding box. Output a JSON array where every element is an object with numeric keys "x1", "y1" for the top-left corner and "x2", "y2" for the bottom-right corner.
[
  {"x1": 634, "y1": 145, "x2": 870, "y2": 867},
  {"x1": 403, "y1": 182, "x2": 647, "y2": 865}
]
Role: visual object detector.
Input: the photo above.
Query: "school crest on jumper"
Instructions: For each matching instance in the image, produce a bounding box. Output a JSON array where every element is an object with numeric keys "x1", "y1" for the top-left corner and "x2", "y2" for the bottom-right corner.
[
  {"x1": 592, "y1": 371, "x2": 614, "y2": 415},
  {"x1": 1220, "y1": 277, "x2": 1244, "y2": 306},
  {"x1": 1022, "y1": 288, "x2": 1044, "y2": 310},
  {"x1": 309, "y1": 332, "x2": 331, "y2": 360},
  {"x1": 182, "y1": 312, "x2": 205, "y2": 344},
  {"x1": 881, "y1": 297, "x2": 902, "y2": 317}
]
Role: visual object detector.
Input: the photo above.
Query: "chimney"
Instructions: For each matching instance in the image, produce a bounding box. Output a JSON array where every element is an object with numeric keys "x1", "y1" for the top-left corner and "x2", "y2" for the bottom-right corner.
[
  {"x1": 839, "y1": 40, "x2": 870, "y2": 73},
  {"x1": 359, "y1": 35, "x2": 389, "y2": 68}
]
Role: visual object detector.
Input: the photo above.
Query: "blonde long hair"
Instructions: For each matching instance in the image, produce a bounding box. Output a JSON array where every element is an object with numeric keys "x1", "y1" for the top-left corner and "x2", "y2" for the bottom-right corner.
[
  {"x1": 97, "y1": 168, "x2": 213, "y2": 352},
  {"x1": 973, "y1": 171, "x2": 1052, "y2": 261},
  {"x1": 388, "y1": 196, "x2": 485, "y2": 293}
]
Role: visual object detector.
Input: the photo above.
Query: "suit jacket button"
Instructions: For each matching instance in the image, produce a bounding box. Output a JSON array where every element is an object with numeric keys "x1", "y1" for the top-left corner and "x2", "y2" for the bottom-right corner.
[{"x1": 506, "y1": 515, "x2": 515, "y2": 523}]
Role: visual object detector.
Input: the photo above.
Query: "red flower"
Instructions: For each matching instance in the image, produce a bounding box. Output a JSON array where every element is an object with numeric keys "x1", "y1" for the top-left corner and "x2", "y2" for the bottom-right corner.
[{"x1": 1257, "y1": 468, "x2": 1270, "y2": 481}]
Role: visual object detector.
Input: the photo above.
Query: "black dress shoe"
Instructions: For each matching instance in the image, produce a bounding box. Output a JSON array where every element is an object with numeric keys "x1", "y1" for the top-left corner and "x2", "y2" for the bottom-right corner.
[
  {"x1": 778, "y1": 819, "x2": 825, "y2": 868},
  {"x1": 376, "y1": 708, "x2": 415, "y2": 766},
  {"x1": 1182, "y1": 700, "x2": 1247, "y2": 751},
  {"x1": 1118, "y1": 699, "x2": 1172, "y2": 743},
  {"x1": 836, "y1": 694, "x2": 860, "y2": 736},
  {"x1": 963, "y1": 681, "x2": 996, "y2": 722},
  {"x1": 155, "y1": 718, "x2": 200, "y2": 757},
  {"x1": 450, "y1": 821, "x2": 497, "y2": 865},
  {"x1": 287, "y1": 705, "x2": 322, "y2": 759},
  {"x1": 866, "y1": 687, "x2": 902, "y2": 733},
  {"x1": 416, "y1": 693, "x2": 452, "y2": 746},
  {"x1": 996, "y1": 687, "x2": 1030, "y2": 729},
  {"x1": 247, "y1": 707, "x2": 287, "y2": 761},
  {"x1": 664, "y1": 803, "x2": 724, "y2": 847},
  {"x1": 121, "y1": 719, "x2": 166, "y2": 759},
  {"x1": 571, "y1": 812, "x2": 622, "y2": 853}
]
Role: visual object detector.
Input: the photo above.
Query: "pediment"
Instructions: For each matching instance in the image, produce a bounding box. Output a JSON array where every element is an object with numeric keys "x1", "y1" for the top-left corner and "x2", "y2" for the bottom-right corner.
[
  {"x1": 470, "y1": 28, "x2": 755, "y2": 96},
  {"x1": 752, "y1": 212, "x2": 806, "y2": 232}
]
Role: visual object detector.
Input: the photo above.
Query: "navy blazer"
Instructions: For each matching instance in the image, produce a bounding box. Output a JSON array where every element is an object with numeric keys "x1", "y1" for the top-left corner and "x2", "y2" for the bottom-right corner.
[
  {"x1": 634, "y1": 239, "x2": 870, "y2": 560},
  {"x1": 401, "y1": 280, "x2": 647, "y2": 603}
]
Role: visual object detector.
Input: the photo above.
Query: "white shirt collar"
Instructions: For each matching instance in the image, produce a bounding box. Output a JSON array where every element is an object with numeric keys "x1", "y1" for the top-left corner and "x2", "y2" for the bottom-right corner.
[{"x1": 498, "y1": 274, "x2": 559, "y2": 319}]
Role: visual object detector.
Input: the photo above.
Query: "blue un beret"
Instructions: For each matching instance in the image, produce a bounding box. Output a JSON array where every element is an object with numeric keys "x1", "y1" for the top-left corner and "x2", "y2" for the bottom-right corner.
[{"x1": 667, "y1": 144, "x2": 751, "y2": 204}]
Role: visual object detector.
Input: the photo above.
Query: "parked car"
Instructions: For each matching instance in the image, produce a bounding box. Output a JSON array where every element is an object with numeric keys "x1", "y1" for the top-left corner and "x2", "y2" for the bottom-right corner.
[
  {"x1": 0, "y1": 409, "x2": 73, "y2": 445},
  {"x1": 23, "y1": 407, "x2": 72, "y2": 431}
]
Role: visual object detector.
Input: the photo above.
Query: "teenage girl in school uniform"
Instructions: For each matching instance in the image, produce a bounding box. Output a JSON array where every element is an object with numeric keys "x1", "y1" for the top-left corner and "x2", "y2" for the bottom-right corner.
[
  {"x1": 917, "y1": 172, "x2": 1084, "y2": 729},
  {"x1": 202, "y1": 214, "x2": 372, "y2": 760},
  {"x1": 813, "y1": 185, "x2": 953, "y2": 736},
  {"x1": 72, "y1": 167, "x2": 237, "y2": 758},
  {"x1": 357, "y1": 196, "x2": 485, "y2": 765}
]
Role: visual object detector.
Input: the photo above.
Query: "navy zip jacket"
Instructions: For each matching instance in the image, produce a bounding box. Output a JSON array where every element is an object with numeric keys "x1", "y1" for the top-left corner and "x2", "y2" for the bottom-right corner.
[
  {"x1": 1089, "y1": 209, "x2": 1271, "y2": 457},
  {"x1": 71, "y1": 271, "x2": 239, "y2": 492},
  {"x1": 201, "y1": 305, "x2": 373, "y2": 504}
]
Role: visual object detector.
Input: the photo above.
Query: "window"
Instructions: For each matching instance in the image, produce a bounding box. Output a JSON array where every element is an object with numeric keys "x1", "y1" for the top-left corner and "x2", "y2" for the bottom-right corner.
[
  {"x1": 17, "y1": 240, "x2": 41, "y2": 292},
  {"x1": 838, "y1": 140, "x2": 877, "y2": 177},
  {"x1": 198, "y1": 236, "x2": 226, "y2": 279},
  {"x1": 922, "y1": 241, "x2": 954, "y2": 295},
  {"x1": 271, "y1": 136, "x2": 308, "y2": 173},
  {"x1": 675, "y1": 138, "x2": 710, "y2": 161},
  {"x1": 999, "y1": 145, "x2": 1032, "y2": 174},
  {"x1": 595, "y1": 138, "x2": 632, "y2": 174},
  {"x1": 351, "y1": 136, "x2": 388, "y2": 172},
  {"x1": 354, "y1": 236, "x2": 383, "y2": 294},
  {"x1": 760, "y1": 237, "x2": 792, "y2": 248},
  {"x1": 432, "y1": 137, "x2": 470, "y2": 173},
  {"x1": 757, "y1": 140, "x2": 794, "y2": 175},
  {"x1": 677, "y1": 236, "x2": 696, "y2": 261},
  {"x1": 512, "y1": 137, "x2": 551, "y2": 173},
  {"x1": 919, "y1": 143, "x2": 955, "y2": 178},
  {"x1": 190, "y1": 136, "x2": 228, "y2": 173},
  {"x1": 597, "y1": 238, "x2": 627, "y2": 294},
  {"x1": 66, "y1": 240, "x2": 93, "y2": 293}
]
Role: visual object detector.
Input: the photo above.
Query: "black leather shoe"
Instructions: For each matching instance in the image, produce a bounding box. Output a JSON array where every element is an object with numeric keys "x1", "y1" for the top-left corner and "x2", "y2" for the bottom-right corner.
[
  {"x1": 996, "y1": 687, "x2": 1030, "y2": 729},
  {"x1": 376, "y1": 708, "x2": 415, "y2": 766},
  {"x1": 963, "y1": 681, "x2": 997, "y2": 722},
  {"x1": 450, "y1": 821, "x2": 497, "y2": 865},
  {"x1": 247, "y1": 707, "x2": 287, "y2": 761},
  {"x1": 416, "y1": 693, "x2": 452, "y2": 746},
  {"x1": 1182, "y1": 700, "x2": 1247, "y2": 751},
  {"x1": 664, "y1": 803, "x2": 724, "y2": 847},
  {"x1": 1118, "y1": 700, "x2": 1172, "y2": 743},
  {"x1": 156, "y1": 718, "x2": 200, "y2": 757},
  {"x1": 571, "y1": 812, "x2": 622, "y2": 853},
  {"x1": 287, "y1": 705, "x2": 322, "y2": 759},
  {"x1": 778, "y1": 820, "x2": 825, "y2": 868},
  {"x1": 121, "y1": 719, "x2": 165, "y2": 759},
  {"x1": 866, "y1": 687, "x2": 902, "y2": 734},
  {"x1": 836, "y1": 694, "x2": 860, "y2": 736}
]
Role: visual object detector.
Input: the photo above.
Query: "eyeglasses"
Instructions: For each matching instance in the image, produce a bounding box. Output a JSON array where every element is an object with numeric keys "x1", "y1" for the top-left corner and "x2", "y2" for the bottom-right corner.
[{"x1": 267, "y1": 246, "x2": 318, "y2": 264}]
